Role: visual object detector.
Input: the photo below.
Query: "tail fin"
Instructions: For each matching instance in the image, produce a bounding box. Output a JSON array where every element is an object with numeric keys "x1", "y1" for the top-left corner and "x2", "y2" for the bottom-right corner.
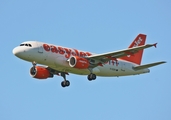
[{"x1": 120, "y1": 34, "x2": 147, "y2": 65}]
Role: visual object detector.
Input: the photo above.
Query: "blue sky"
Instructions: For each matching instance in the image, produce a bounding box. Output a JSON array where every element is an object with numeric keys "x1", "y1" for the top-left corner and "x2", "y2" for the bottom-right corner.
[{"x1": 1, "y1": 0, "x2": 170, "y2": 120}]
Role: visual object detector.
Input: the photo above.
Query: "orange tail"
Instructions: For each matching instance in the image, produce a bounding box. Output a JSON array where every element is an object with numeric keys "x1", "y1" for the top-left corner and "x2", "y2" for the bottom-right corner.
[{"x1": 120, "y1": 34, "x2": 146, "y2": 65}]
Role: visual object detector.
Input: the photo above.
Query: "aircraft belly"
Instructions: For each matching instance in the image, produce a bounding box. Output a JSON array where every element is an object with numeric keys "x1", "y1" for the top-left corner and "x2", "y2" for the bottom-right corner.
[
  {"x1": 96, "y1": 65, "x2": 119, "y2": 76},
  {"x1": 96, "y1": 64, "x2": 141, "y2": 77}
]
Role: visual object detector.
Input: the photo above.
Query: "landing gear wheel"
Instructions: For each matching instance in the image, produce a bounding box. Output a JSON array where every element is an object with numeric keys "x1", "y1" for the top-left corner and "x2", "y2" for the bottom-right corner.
[
  {"x1": 88, "y1": 75, "x2": 93, "y2": 81},
  {"x1": 61, "y1": 81, "x2": 66, "y2": 87},
  {"x1": 66, "y1": 80, "x2": 70, "y2": 86},
  {"x1": 61, "y1": 80, "x2": 70, "y2": 87},
  {"x1": 92, "y1": 74, "x2": 96, "y2": 80},
  {"x1": 87, "y1": 73, "x2": 96, "y2": 81}
]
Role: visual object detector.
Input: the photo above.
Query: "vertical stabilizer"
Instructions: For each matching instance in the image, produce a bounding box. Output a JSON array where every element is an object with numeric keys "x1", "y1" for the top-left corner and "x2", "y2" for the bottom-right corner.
[{"x1": 120, "y1": 34, "x2": 146, "y2": 65}]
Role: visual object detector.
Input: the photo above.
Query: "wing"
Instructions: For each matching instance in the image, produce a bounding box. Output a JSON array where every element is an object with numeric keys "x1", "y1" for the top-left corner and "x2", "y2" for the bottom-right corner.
[{"x1": 87, "y1": 43, "x2": 157, "y2": 65}]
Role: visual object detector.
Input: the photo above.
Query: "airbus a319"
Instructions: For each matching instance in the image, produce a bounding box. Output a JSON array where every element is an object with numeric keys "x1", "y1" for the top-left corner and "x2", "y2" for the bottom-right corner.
[{"x1": 12, "y1": 34, "x2": 166, "y2": 87}]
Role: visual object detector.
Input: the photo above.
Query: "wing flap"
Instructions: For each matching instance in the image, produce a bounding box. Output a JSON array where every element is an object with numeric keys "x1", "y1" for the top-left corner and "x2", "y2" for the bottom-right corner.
[{"x1": 133, "y1": 61, "x2": 166, "y2": 70}]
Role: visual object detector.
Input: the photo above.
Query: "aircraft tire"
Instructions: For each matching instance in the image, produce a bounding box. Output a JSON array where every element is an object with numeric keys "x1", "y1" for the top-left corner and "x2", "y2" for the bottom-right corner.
[
  {"x1": 61, "y1": 81, "x2": 66, "y2": 87},
  {"x1": 66, "y1": 80, "x2": 70, "y2": 86},
  {"x1": 87, "y1": 74, "x2": 92, "y2": 81},
  {"x1": 92, "y1": 74, "x2": 96, "y2": 80},
  {"x1": 61, "y1": 80, "x2": 70, "y2": 87},
  {"x1": 87, "y1": 73, "x2": 96, "y2": 81}
]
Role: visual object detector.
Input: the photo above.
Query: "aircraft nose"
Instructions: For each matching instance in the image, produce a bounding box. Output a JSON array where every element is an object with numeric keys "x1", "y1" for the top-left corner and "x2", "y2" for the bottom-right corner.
[{"x1": 12, "y1": 47, "x2": 22, "y2": 57}]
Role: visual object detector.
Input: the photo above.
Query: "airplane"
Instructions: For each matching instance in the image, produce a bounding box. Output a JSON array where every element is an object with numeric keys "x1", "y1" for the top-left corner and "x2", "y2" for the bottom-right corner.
[{"x1": 12, "y1": 34, "x2": 166, "y2": 87}]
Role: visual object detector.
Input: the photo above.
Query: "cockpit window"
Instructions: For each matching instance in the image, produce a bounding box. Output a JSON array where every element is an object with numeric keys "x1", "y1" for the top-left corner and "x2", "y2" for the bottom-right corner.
[
  {"x1": 20, "y1": 44, "x2": 24, "y2": 46},
  {"x1": 20, "y1": 43, "x2": 32, "y2": 47}
]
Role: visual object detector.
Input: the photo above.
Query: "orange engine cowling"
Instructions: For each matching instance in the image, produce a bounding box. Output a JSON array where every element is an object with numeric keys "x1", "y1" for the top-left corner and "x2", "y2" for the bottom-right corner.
[
  {"x1": 30, "y1": 66, "x2": 52, "y2": 79},
  {"x1": 69, "y1": 56, "x2": 89, "y2": 69}
]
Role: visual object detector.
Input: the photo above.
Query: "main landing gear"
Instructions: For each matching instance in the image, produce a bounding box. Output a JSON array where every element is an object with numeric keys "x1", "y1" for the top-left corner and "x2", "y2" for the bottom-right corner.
[
  {"x1": 87, "y1": 73, "x2": 96, "y2": 81},
  {"x1": 61, "y1": 72, "x2": 70, "y2": 87},
  {"x1": 87, "y1": 68, "x2": 97, "y2": 81}
]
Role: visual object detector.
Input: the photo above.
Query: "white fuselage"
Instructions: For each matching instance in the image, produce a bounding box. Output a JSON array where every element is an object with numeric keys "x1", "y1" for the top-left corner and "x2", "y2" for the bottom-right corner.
[{"x1": 13, "y1": 41, "x2": 150, "y2": 77}]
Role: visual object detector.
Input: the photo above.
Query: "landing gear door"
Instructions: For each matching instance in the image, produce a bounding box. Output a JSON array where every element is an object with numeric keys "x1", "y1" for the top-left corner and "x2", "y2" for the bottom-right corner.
[{"x1": 37, "y1": 42, "x2": 43, "y2": 53}]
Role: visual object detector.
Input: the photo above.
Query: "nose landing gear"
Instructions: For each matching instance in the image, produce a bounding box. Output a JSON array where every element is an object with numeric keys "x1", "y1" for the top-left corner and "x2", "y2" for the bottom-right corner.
[{"x1": 31, "y1": 61, "x2": 37, "y2": 74}]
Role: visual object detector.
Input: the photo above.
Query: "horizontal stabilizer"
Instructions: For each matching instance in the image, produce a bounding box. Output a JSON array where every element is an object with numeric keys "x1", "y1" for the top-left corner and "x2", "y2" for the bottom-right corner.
[{"x1": 133, "y1": 61, "x2": 166, "y2": 70}]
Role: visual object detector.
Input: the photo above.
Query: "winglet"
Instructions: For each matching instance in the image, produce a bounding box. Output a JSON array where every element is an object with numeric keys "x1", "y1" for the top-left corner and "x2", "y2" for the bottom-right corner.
[{"x1": 153, "y1": 43, "x2": 157, "y2": 48}]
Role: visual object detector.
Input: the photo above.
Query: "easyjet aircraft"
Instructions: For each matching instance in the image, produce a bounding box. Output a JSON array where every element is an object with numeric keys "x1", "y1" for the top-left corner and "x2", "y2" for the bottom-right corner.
[{"x1": 13, "y1": 34, "x2": 166, "y2": 87}]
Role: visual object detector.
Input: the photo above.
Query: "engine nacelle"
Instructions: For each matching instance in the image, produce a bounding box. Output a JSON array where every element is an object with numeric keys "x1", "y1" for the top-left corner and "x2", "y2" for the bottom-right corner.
[
  {"x1": 69, "y1": 56, "x2": 89, "y2": 69},
  {"x1": 30, "y1": 66, "x2": 52, "y2": 79}
]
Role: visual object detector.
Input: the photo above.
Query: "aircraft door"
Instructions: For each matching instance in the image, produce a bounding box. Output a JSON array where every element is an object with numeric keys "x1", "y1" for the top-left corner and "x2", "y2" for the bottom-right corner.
[
  {"x1": 121, "y1": 62, "x2": 125, "y2": 72},
  {"x1": 37, "y1": 42, "x2": 43, "y2": 53}
]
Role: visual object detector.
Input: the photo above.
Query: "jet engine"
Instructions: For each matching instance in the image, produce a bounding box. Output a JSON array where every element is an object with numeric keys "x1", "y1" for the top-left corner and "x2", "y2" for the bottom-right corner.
[
  {"x1": 30, "y1": 66, "x2": 53, "y2": 79},
  {"x1": 69, "y1": 56, "x2": 90, "y2": 69}
]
